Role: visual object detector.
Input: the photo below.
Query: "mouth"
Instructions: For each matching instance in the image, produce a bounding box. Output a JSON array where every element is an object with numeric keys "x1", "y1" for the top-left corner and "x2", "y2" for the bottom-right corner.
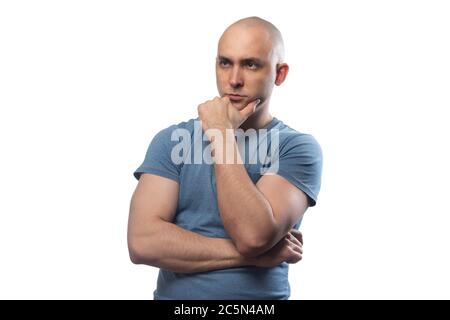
[{"x1": 227, "y1": 94, "x2": 247, "y2": 102}]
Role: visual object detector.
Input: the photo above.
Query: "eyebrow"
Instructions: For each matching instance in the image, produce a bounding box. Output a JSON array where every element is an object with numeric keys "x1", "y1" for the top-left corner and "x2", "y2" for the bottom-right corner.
[{"x1": 217, "y1": 55, "x2": 264, "y2": 65}]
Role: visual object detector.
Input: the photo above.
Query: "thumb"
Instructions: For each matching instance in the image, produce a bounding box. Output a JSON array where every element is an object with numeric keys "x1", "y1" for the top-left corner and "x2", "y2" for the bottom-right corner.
[{"x1": 240, "y1": 99, "x2": 261, "y2": 119}]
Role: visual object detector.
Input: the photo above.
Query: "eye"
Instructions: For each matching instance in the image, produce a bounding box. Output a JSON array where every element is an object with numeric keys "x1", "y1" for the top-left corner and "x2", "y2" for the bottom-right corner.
[
  {"x1": 219, "y1": 60, "x2": 230, "y2": 67},
  {"x1": 246, "y1": 61, "x2": 258, "y2": 69}
]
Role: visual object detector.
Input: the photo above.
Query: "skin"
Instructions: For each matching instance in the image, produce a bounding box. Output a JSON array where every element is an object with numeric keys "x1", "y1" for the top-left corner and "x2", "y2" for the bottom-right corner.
[
  {"x1": 128, "y1": 17, "x2": 305, "y2": 273},
  {"x1": 215, "y1": 16, "x2": 288, "y2": 131}
]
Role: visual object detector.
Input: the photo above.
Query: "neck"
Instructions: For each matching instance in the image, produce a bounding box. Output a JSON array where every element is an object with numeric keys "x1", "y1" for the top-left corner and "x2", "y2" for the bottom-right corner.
[{"x1": 239, "y1": 102, "x2": 273, "y2": 131}]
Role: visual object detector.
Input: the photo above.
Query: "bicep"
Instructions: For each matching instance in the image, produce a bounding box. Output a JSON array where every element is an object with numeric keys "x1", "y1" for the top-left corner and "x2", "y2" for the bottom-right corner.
[
  {"x1": 256, "y1": 174, "x2": 309, "y2": 239},
  {"x1": 128, "y1": 173, "x2": 179, "y2": 237}
]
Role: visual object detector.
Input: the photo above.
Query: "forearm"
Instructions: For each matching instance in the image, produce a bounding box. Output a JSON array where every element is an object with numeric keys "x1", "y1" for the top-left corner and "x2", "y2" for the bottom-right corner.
[
  {"x1": 212, "y1": 129, "x2": 277, "y2": 254},
  {"x1": 129, "y1": 218, "x2": 253, "y2": 273}
]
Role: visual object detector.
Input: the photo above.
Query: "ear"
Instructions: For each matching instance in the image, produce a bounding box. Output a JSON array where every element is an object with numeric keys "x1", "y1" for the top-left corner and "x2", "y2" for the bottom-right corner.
[{"x1": 275, "y1": 63, "x2": 289, "y2": 86}]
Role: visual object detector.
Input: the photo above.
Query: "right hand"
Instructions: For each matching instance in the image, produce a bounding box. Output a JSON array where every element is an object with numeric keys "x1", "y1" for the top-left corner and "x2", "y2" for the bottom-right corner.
[{"x1": 250, "y1": 229, "x2": 303, "y2": 268}]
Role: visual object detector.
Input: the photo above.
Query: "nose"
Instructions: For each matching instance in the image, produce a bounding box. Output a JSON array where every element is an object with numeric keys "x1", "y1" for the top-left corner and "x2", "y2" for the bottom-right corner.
[{"x1": 229, "y1": 66, "x2": 244, "y2": 89}]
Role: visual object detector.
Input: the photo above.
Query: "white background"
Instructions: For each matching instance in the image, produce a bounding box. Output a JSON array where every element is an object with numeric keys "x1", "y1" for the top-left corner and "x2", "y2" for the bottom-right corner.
[{"x1": 1, "y1": 0, "x2": 449, "y2": 299}]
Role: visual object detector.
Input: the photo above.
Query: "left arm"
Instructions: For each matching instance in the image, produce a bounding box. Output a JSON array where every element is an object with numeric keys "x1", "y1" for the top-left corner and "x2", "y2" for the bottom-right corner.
[
  {"x1": 213, "y1": 130, "x2": 309, "y2": 257},
  {"x1": 198, "y1": 96, "x2": 310, "y2": 258}
]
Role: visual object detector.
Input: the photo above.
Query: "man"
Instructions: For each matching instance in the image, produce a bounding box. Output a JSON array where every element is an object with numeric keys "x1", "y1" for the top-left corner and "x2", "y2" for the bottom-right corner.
[{"x1": 128, "y1": 16, "x2": 322, "y2": 300}]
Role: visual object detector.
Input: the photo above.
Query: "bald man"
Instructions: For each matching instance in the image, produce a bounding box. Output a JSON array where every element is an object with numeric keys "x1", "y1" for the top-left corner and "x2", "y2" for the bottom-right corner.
[{"x1": 128, "y1": 17, "x2": 323, "y2": 300}]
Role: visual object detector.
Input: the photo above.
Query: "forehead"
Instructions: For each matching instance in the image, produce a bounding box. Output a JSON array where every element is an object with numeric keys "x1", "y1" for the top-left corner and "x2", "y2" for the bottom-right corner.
[{"x1": 218, "y1": 25, "x2": 273, "y2": 60}]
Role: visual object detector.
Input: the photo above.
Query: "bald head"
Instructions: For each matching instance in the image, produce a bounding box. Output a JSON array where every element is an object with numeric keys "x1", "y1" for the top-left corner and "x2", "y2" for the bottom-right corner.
[
  {"x1": 219, "y1": 16, "x2": 285, "y2": 64},
  {"x1": 215, "y1": 17, "x2": 289, "y2": 114}
]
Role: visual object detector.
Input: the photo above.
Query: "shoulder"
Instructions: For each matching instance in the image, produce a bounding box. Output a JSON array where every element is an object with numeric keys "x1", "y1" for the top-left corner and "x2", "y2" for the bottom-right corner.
[
  {"x1": 268, "y1": 119, "x2": 323, "y2": 206},
  {"x1": 274, "y1": 120, "x2": 322, "y2": 159},
  {"x1": 151, "y1": 117, "x2": 198, "y2": 145}
]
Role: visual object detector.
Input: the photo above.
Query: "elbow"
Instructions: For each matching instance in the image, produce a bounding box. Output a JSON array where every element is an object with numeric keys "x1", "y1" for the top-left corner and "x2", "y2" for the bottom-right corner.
[
  {"x1": 128, "y1": 236, "x2": 154, "y2": 265},
  {"x1": 128, "y1": 218, "x2": 163, "y2": 266},
  {"x1": 236, "y1": 244, "x2": 264, "y2": 258},
  {"x1": 128, "y1": 238, "x2": 143, "y2": 264},
  {"x1": 235, "y1": 237, "x2": 272, "y2": 258},
  {"x1": 129, "y1": 250, "x2": 143, "y2": 265},
  {"x1": 234, "y1": 225, "x2": 278, "y2": 258}
]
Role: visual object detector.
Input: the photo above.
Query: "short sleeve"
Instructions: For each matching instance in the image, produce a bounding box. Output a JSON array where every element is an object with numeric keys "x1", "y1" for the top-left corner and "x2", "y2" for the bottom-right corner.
[
  {"x1": 274, "y1": 134, "x2": 323, "y2": 207},
  {"x1": 134, "y1": 125, "x2": 183, "y2": 183}
]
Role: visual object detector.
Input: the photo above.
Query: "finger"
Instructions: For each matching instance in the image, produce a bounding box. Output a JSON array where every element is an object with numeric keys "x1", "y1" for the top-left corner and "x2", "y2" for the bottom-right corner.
[
  {"x1": 291, "y1": 232, "x2": 303, "y2": 243},
  {"x1": 239, "y1": 99, "x2": 261, "y2": 119},
  {"x1": 287, "y1": 234, "x2": 303, "y2": 249},
  {"x1": 290, "y1": 245, "x2": 302, "y2": 256},
  {"x1": 285, "y1": 233, "x2": 302, "y2": 249},
  {"x1": 286, "y1": 250, "x2": 302, "y2": 264},
  {"x1": 221, "y1": 96, "x2": 230, "y2": 104},
  {"x1": 285, "y1": 237, "x2": 302, "y2": 254},
  {"x1": 290, "y1": 229, "x2": 303, "y2": 244}
]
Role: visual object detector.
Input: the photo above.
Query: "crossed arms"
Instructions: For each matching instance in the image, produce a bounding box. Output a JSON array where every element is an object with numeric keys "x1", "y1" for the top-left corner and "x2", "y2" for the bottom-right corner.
[{"x1": 127, "y1": 134, "x2": 309, "y2": 273}]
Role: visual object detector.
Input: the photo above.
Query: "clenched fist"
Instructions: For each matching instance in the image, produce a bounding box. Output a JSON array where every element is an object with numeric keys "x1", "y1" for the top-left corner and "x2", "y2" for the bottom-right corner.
[{"x1": 197, "y1": 96, "x2": 260, "y2": 140}]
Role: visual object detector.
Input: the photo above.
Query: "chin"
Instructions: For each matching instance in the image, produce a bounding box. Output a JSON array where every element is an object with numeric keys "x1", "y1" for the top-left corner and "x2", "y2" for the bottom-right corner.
[{"x1": 230, "y1": 101, "x2": 246, "y2": 110}]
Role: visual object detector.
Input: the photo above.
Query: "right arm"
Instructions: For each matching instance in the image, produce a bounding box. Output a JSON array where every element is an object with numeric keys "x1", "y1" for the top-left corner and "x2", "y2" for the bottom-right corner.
[{"x1": 127, "y1": 173, "x2": 302, "y2": 274}]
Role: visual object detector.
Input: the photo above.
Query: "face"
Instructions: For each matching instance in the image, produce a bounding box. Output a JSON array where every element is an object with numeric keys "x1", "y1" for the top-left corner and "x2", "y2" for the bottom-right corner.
[{"x1": 216, "y1": 25, "x2": 278, "y2": 110}]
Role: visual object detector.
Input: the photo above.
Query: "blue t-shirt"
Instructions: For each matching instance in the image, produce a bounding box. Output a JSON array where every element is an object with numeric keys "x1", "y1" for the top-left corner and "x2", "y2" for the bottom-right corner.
[{"x1": 134, "y1": 117, "x2": 323, "y2": 300}]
